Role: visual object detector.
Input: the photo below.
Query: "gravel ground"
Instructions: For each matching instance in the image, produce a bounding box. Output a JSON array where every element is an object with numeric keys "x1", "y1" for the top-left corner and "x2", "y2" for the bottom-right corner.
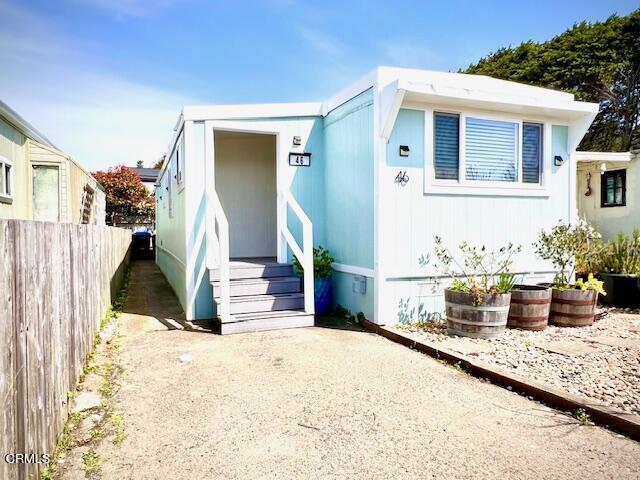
[
  {"x1": 84, "y1": 262, "x2": 640, "y2": 480},
  {"x1": 396, "y1": 309, "x2": 640, "y2": 416}
]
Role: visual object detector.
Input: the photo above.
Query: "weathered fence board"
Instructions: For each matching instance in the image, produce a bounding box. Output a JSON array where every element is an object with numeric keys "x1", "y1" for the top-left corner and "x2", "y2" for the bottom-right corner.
[{"x1": 0, "y1": 220, "x2": 131, "y2": 480}]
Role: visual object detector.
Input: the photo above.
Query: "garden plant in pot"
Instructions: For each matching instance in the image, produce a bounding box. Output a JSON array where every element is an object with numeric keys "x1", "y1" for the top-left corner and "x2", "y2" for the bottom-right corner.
[
  {"x1": 293, "y1": 246, "x2": 335, "y2": 315},
  {"x1": 589, "y1": 229, "x2": 640, "y2": 308},
  {"x1": 534, "y1": 220, "x2": 606, "y2": 327},
  {"x1": 433, "y1": 236, "x2": 521, "y2": 339}
]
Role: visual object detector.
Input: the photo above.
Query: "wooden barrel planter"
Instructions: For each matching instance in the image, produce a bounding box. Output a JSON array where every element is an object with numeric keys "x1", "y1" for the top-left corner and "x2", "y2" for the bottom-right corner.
[
  {"x1": 507, "y1": 285, "x2": 551, "y2": 331},
  {"x1": 549, "y1": 288, "x2": 597, "y2": 327},
  {"x1": 444, "y1": 289, "x2": 511, "y2": 339}
]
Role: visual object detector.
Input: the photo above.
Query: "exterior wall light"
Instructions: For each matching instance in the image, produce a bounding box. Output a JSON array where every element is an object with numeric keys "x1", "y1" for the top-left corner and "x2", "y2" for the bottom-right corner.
[
  {"x1": 554, "y1": 155, "x2": 564, "y2": 166},
  {"x1": 399, "y1": 145, "x2": 410, "y2": 157}
]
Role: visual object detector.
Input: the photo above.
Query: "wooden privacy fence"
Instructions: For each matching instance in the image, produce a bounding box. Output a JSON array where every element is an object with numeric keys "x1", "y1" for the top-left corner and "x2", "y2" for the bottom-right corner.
[{"x1": 0, "y1": 220, "x2": 131, "y2": 480}]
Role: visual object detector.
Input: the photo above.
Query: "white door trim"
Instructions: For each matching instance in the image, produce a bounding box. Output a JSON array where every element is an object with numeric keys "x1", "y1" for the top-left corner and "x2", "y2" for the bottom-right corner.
[{"x1": 205, "y1": 121, "x2": 284, "y2": 262}]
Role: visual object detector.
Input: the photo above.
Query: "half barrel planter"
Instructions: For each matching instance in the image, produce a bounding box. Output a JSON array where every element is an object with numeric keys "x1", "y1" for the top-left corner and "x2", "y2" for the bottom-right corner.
[
  {"x1": 549, "y1": 288, "x2": 597, "y2": 327},
  {"x1": 444, "y1": 289, "x2": 511, "y2": 339},
  {"x1": 507, "y1": 285, "x2": 552, "y2": 331}
]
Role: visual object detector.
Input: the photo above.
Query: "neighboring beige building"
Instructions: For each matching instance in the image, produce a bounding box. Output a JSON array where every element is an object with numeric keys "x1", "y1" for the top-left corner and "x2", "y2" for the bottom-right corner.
[
  {"x1": 576, "y1": 150, "x2": 640, "y2": 239},
  {"x1": 0, "y1": 100, "x2": 105, "y2": 224}
]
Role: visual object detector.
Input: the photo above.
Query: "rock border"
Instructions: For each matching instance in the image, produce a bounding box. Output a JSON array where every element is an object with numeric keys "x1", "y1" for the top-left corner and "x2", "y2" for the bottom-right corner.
[{"x1": 362, "y1": 319, "x2": 640, "y2": 441}]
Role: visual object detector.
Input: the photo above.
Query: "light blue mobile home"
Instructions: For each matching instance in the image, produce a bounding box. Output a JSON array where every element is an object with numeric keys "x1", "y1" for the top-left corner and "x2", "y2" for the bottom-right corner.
[{"x1": 155, "y1": 67, "x2": 598, "y2": 333}]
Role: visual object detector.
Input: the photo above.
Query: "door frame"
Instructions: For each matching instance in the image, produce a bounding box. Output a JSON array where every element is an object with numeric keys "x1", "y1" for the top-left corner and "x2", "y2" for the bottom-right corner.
[{"x1": 204, "y1": 120, "x2": 286, "y2": 267}]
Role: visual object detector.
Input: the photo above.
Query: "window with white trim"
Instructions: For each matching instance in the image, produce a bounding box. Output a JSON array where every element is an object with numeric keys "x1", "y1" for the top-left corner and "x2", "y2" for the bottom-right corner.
[
  {"x1": 431, "y1": 112, "x2": 545, "y2": 190},
  {"x1": 0, "y1": 156, "x2": 13, "y2": 201}
]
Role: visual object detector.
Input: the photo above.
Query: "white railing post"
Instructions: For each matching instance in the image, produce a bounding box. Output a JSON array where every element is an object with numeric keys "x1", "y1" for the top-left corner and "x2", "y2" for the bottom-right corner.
[
  {"x1": 281, "y1": 191, "x2": 314, "y2": 315},
  {"x1": 211, "y1": 190, "x2": 231, "y2": 321}
]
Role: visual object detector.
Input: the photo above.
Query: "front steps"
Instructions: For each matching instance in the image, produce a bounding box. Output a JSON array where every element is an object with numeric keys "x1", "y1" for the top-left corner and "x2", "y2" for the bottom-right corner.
[{"x1": 210, "y1": 258, "x2": 314, "y2": 334}]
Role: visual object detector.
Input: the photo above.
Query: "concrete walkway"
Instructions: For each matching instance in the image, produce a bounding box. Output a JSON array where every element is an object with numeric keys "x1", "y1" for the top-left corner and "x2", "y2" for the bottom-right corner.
[{"x1": 97, "y1": 261, "x2": 640, "y2": 479}]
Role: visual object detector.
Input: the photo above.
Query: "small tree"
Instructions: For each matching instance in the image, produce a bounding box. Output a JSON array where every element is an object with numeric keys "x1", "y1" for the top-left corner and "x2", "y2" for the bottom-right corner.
[
  {"x1": 92, "y1": 165, "x2": 155, "y2": 221},
  {"x1": 534, "y1": 219, "x2": 603, "y2": 287}
]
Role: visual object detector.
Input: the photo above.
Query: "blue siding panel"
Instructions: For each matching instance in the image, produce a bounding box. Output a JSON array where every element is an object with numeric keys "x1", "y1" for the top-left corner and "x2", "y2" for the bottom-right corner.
[
  {"x1": 386, "y1": 109, "x2": 424, "y2": 168},
  {"x1": 324, "y1": 89, "x2": 374, "y2": 270}
]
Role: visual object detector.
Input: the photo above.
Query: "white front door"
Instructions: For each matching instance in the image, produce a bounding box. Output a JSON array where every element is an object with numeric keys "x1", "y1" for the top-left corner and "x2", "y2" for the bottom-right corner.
[{"x1": 215, "y1": 131, "x2": 277, "y2": 258}]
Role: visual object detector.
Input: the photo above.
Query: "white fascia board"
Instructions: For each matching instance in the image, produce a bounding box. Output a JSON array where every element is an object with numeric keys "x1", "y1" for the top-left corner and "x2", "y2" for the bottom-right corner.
[
  {"x1": 183, "y1": 102, "x2": 322, "y2": 121},
  {"x1": 379, "y1": 80, "x2": 406, "y2": 140},
  {"x1": 0, "y1": 100, "x2": 57, "y2": 149},
  {"x1": 398, "y1": 79, "x2": 599, "y2": 119},
  {"x1": 321, "y1": 69, "x2": 378, "y2": 115},
  {"x1": 573, "y1": 151, "x2": 634, "y2": 163}
]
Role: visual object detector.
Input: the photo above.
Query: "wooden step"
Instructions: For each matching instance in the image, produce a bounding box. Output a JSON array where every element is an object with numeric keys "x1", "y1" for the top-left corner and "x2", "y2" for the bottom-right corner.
[
  {"x1": 221, "y1": 293, "x2": 305, "y2": 315},
  {"x1": 212, "y1": 276, "x2": 300, "y2": 297},
  {"x1": 209, "y1": 262, "x2": 294, "y2": 281},
  {"x1": 219, "y1": 310, "x2": 314, "y2": 335}
]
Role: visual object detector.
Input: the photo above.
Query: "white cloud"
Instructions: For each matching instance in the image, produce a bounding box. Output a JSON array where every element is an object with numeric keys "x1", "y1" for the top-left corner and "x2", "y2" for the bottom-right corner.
[
  {"x1": 382, "y1": 41, "x2": 449, "y2": 71},
  {"x1": 0, "y1": 2, "x2": 196, "y2": 171},
  {"x1": 296, "y1": 26, "x2": 346, "y2": 60},
  {"x1": 71, "y1": 0, "x2": 182, "y2": 18}
]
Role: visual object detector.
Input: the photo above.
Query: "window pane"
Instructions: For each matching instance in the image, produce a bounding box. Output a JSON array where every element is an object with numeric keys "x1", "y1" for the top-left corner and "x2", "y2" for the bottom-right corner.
[
  {"x1": 522, "y1": 123, "x2": 542, "y2": 183},
  {"x1": 5, "y1": 165, "x2": 11, "y2": 195},
  {"x1": 434, "y1": 113, "x2": 459, "y2": 180},
  {"x1": 0, "y1": 163, "x2": 5, "y2": 195},
  {"x1": 615, "y1": 187, "x2": 623, "y2": 204},
  {"x1": 465, "y1": 117, "x2": 518, "y2": 182}
]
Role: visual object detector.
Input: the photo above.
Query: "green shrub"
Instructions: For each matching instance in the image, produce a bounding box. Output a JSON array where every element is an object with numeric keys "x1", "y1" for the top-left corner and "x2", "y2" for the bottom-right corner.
[
  {"x1": 534, "y1": 219, "x2": 604, "y2": 287},
  {"x1": 293, "y1": 245, "x2": 335, "y2": 278},
  {"x1": 595, "y1": 229, "x2": 640, "y2": 275},
  {"x1": 430, "y1": 236, "x2": 521, "y2": 305}
]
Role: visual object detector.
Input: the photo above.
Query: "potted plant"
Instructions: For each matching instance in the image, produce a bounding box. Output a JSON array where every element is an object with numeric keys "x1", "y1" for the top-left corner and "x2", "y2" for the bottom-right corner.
[
  {"x1": 592, "y1": 229, "x2": 640, "y2": 307},
  {"x1": 293, "y1": 246, "x2": 335, "y2": 315},
  {"x1": 534, "y1": 219, "x2": 606, "y2": 327},
  {"x1": 432, "y1": 236, "x2": 521, "y2": 338}
]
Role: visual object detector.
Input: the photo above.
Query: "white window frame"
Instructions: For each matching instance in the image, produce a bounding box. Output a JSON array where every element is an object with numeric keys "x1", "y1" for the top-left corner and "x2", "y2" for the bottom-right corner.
[
  {"x1": 0, "y1": 155, "x2": 13, "y2": 203},
  {"x1": 422, "y1": 106, "x2": 554, "y2": 197}
]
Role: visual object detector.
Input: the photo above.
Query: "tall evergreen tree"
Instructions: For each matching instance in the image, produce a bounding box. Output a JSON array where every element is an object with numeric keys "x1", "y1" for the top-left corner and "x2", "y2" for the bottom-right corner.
[{"x1": 465, "y1": 10, "x2": 640, "y2": 151}]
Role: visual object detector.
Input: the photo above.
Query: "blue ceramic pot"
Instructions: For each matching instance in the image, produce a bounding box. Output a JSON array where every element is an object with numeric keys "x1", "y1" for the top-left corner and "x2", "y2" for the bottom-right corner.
[{"x1": 314, "y1": 277, "x2": 332, "y2": 315}]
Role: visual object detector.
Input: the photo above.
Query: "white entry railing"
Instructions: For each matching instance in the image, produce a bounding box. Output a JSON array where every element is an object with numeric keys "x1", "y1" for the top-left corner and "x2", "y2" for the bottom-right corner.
[
  {"x1": 280, "y1": 190, "x2": 314, "y2": 314},
  {"x1": 211, "y1": 189, "x2": 231, "y2": 321}
]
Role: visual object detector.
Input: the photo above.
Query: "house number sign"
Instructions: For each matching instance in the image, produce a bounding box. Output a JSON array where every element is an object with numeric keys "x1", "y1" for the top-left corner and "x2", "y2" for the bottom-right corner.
[{"x1": 289, "y1": 152, "x2": 311, "y2": 166}]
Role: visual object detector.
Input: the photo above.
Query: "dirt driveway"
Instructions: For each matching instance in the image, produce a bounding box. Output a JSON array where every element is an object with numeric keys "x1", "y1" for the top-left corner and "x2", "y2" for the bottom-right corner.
[{"x1": 94, "y1": 261, "x2": 640, "y2": 479}]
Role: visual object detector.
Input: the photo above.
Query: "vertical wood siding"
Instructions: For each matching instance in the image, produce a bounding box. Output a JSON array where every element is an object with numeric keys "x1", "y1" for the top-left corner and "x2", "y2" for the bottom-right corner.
[
  {"x1": 0, "y1": 221, "x2": 131, "y2": 480},
  {"x1": 381, "y1": 118, "x2": 571, "y2": 324},
  {"x1": 324, "y1": 89, "x2": 374, "y2": 269}
]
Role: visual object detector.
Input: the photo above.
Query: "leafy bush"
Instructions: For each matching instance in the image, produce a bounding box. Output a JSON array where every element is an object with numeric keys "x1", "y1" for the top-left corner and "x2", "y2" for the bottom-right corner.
[
  {"x1": 534, "y1": 219, "x2": 604, "y2": 287},
  {"x1": 293, "y1": 245, "x2": 334, "y2": 278},
  {"x1": 431, "y1": 236, "x2": 521, "y2": 305},
  {"x1": 575, "y1": 273, "x2": 606, "y2": 295},
  {"x1": 592, "y1": 229, "x2": 640, "y2": 275}
]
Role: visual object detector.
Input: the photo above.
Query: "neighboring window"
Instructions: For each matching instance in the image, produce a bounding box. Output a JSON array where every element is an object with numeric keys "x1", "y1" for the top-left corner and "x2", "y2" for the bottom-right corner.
[
  {"x1": 522, "y1": 123, "x2": 543, "y2": 184},
  {"x1": 176, "y1": 134, "x2": 184, "y2": 186},
  {"x1": 167, "y1": 167, "x2": 173, "y2": 218},
  {"x1": 434, "y1": 113, "x2": 459, "y2": 180},
  {"x1": 0, "y1": 156, "x2": 13, "y2": 201},
  {"x1": 601, "y1": 170, "x2": 626, "y2": 207},
  {"x1": 465, "y1": 117, "x2": 518, "y2": 182},
  {"x1": 80, "y1": 185, "x2": 95, "y2": 224}
]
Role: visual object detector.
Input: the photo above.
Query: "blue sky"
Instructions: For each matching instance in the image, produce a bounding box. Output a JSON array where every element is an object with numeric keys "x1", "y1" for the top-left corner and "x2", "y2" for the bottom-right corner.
[{"x1": 0, "y1": 0, "x2": 637, "y2": 171}]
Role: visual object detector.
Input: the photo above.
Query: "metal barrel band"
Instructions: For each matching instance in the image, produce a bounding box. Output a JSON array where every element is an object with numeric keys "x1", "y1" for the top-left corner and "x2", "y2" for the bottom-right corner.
[
  {"x1": 550, "y1": 311, "x2": 595, "y2": 319},
  {"x1": 445, "y1": 301, "x2": 510, "y2": 312},
  {"x1": 447, "y1": 317, "x2": 507, "y2": 327},
  {"x1": 507, "y1": 315, "x2": 548, "y2": 322},
  {"x1": 510, "y1": 298, "x2": 551, "y2": 305},
  {"x1": 552, "y1": 298, "x2": 595, "y2": 306}
]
